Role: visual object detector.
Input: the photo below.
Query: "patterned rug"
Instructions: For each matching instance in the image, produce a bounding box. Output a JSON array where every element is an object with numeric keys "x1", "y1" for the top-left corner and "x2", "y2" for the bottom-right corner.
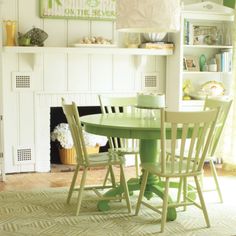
[{"x1": 0, "y1": 177, "x2": 236, "y2": 236}]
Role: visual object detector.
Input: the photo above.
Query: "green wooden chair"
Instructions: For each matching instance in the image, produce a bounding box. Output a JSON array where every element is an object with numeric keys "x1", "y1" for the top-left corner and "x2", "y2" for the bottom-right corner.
[
  {"x1": 98, "y1": 95, "x2": 140, "y2": 184},
  {"x1": 168, "y1": 97, "x2": 232, "y2": 203},
  {"x1": 135, "y1": 108, "x2": 219, "y2": 233},
  {"x1": 202, "y1": 97, "x2": 232, "y2": 202},
  {"x1": 61, "y1": 98, "x2": 131, "y2": 215}
]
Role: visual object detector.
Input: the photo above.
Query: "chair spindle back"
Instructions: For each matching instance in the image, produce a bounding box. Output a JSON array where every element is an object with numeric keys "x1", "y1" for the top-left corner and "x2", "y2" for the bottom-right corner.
[
  {"x1": 61, "y1": 98, "x2": 90, "y2": 166},
  {"x1": 161, "y1": 108, "x2": 219, "y2": 175}
]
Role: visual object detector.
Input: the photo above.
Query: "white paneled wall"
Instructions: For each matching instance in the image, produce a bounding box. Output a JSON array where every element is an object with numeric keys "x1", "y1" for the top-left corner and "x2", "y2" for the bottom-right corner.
[{"x1": 1, "y1": 0, "x2": 165, "y2": 173}]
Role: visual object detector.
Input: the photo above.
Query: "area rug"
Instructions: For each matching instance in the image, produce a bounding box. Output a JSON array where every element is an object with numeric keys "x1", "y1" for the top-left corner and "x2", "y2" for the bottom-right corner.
[{"x1": 0, "y1": 177, "x2": 236, "y2": 236}]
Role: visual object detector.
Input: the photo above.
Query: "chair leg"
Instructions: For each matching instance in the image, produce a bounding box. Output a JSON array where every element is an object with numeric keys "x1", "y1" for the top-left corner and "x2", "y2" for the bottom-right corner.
[
  {"x1": 67, "y1": 164, "x2": 80, "y2": 204},
  {"x1": 120, "y1": 164, "x2": 131, "y2": 213},
  {"x1": 183, "y1": 177, "x2": 187, "y2": 211},
  {"x1": 135, "y1": 154, "x2": 139, "y2": 178},
  {"x1": 177, "y1": 177, "x2": 183, "y2": 203},
  {"x1": 135, "y1": 170, "x2": 148, "y2": 216},
  {"x1": 109, "y1": 165, "x2": 116, "y2": 187},
  {"x1": 161, "y1": 177, "x2": 170, "y2": 233},
  {"x1": 194, "y1": 175, "x2": 210, "y2": 228},
  {"x1": 209, "y1": 159, "x2": 223, "y2": 203},
  {"x1": 102, "y1": 168, "x2": 110, "y2": 187},
  {"x1": 75, "y1": 167, "x2": 88, "y2": 216},
  {"x1": 0, "y1": 170, "x2": 6, "y2": 182},
  {"x1": 103, "y1": 166, "x2": 116, "y2": 188}
]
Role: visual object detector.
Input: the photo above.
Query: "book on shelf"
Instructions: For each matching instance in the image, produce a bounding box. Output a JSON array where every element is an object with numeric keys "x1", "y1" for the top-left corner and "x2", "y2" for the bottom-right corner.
[
  {"x1": 184, "y1": 20, "x2": 194, "y2": 45},
  {"x1": 184, "y1": 19, "x2": 189, "y2": 45},
  {"x1": 215, "y1": 49, "x2": 232, "y2": 72}
]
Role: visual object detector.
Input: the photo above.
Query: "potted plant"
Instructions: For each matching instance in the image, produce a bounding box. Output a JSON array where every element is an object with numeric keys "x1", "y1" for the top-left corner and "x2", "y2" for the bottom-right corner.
[
  {"x1": 51, "y1": 123, "x2": 106, "y2": 164},
  {"x1": 51, "y1": 123, "x2": 76, "y2": 164}
]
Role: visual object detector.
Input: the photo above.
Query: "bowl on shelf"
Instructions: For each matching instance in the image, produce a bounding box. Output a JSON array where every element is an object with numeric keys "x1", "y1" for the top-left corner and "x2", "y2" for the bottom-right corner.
[{"x1": 142, "y1": 33, "x2": 167, "y2": 42}]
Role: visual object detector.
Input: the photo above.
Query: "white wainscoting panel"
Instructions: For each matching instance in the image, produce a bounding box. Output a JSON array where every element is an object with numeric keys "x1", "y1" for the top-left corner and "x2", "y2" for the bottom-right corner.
[
  {"x1": 68, "y1": 54, "x2": 90, "y2": 91},
  {"x1": 90, "y1": 55, "x2": 113, "y2": 91},
  {"x1": 43, "y1": 53, "x2": 67, "y2": 91},
  {"x1": 113, "y1": 55, "x2": 135, "y2": 91}
]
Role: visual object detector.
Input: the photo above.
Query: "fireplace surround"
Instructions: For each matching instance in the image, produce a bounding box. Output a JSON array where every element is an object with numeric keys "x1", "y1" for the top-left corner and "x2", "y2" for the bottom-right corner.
[{"x1": 34, "y1": 92, "x2": 134, "y2": 172}]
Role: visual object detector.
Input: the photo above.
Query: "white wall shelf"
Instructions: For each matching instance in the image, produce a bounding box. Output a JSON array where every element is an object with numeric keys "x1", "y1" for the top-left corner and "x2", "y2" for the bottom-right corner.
[
  {"x1": 184, "y1": 45, "x2": 233, "y2": 49},
  {"x1": 3, "y1": 46, "x2": 173, "y2": 56},
  {"x1": 183, "y1": 71, "x2": 232, "y2": 75}
]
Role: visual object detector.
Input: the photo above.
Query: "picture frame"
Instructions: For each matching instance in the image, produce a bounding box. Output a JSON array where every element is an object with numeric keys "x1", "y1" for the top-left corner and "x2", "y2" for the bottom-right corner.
[
  {"x1": 185, "y1": 56, "x2": 200, "y2": 71},
  {"x1": 39, "y1": 0, "x2": 116, "y2": 21},
  {"x1": 192, "y1": 25, "x2": 218, "y2": 45}
]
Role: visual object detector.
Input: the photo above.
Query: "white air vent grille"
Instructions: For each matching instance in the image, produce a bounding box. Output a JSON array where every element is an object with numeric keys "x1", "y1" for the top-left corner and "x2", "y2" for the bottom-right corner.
[
  {"x1": 12, "y1": 72, "x2": 33, "y2": 91},
  {"x1": 14, "y1": 146, "x2": 34, "y2": 164},
  {"x1": 142, "y1": 73, "x2": 159, "y2": 91}
]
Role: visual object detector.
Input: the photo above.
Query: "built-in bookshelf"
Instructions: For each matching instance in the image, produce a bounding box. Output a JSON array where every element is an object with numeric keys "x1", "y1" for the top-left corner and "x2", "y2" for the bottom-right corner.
[{"x1": 166, "y1": 1, "x2": 234, "y2": 111}]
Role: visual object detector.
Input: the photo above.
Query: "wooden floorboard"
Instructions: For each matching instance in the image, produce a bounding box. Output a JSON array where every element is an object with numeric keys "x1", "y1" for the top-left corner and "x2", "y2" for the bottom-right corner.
[{"x1": 0, "y1": 164, "x2": 235, "y2": 192}]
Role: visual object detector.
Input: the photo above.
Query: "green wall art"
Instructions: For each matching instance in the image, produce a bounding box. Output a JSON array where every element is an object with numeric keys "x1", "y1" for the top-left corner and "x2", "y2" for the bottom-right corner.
[{"x1": 39, "y1": 0, "x2": 116, "y2": 20}]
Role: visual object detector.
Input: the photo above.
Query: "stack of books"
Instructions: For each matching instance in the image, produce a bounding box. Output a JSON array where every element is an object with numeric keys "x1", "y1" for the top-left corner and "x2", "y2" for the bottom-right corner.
[
  {"x1": 215, "y1": 49, "x2": 232, "y2": 72},
  {"x1": 139, "y1": 42, "x2": 174, "y2": 49}
]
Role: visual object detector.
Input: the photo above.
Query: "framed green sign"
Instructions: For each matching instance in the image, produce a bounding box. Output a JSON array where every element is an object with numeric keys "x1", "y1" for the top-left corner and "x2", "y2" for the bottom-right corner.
[{"x1": 39, "y1": 0, "x2": 116, "y2": 21}]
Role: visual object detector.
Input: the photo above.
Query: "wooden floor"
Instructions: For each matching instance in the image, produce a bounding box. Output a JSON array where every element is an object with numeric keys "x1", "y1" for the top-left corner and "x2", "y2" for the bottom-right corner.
[{"x1": 0, "y1": 163, "x2": 234, "y2": 192}]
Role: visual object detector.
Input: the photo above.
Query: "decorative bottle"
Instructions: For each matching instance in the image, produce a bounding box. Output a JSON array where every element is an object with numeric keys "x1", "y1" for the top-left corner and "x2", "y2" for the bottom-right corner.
[{"x1": 4, "y1": 20, "x2": 17, "y2": 46}]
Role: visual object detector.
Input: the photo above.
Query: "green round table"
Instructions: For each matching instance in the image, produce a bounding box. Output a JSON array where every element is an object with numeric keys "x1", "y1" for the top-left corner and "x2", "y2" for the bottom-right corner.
[{"x1": 81, "y1": 112, "x2": 177, "y2": 221}]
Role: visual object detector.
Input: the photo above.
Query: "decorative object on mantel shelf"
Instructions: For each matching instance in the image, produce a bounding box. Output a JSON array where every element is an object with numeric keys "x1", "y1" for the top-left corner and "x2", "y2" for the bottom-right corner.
[
  {"x1": 4, "y1": 20, "x2": 17, "y2": 46},
  {"x1": 116, "y1": 0, "x2": 180, "y2": 33},
  {"x1": 124, "y1": 33, "x2": 141, "y2": 48},
  {"x1": 72, "y1": 36, "x2": 115, "y2": 47},
  {"x1": 142, "y1": 33, "x2": 167, "y2": 42},
  {"x1": 18, "y1": 27, "x2": 48, "y2": 46},
  {"x1": 140, "y1": 42, "x2": 174, "y2": 50}
]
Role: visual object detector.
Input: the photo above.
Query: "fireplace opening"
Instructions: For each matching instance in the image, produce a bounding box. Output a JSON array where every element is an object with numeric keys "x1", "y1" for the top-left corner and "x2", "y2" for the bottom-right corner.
[{"x1": 50, "y1": 106, "x2": 109, "y2": 164}]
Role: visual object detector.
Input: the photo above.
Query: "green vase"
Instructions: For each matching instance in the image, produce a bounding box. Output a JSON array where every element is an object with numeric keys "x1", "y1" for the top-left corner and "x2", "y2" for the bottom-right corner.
[{"x1": 199, "y1": 54, "x2": 206, "y2": 72}]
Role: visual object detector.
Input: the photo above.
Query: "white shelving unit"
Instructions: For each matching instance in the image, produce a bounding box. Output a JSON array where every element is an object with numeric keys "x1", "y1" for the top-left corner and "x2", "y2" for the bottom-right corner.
[{"x1": 166, "y1": 1, "x2": 234, "y2": 111}]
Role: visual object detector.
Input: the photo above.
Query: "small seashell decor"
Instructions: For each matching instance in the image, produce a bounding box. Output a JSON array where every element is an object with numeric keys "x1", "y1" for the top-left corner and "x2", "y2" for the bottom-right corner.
[{"x1": 78, "y1": 36, "x2": 112, "y2": 45}]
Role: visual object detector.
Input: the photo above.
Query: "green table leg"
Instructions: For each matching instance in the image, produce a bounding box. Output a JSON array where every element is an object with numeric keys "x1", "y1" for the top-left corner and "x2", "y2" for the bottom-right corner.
[{"x1": 97, "y1": 139, "x2": 177, "y2": 221}]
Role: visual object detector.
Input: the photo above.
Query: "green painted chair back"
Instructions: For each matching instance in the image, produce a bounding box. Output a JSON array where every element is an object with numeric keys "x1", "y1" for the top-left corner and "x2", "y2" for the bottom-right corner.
[{"x1": 203, "y1": 97, "x2": 232, "y2": 157}]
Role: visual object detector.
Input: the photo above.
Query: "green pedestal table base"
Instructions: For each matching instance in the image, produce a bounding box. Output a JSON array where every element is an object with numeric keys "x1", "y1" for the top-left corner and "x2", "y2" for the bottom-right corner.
[{"x1": 97, "y1": 177, "x2": 177, "y2": 221}]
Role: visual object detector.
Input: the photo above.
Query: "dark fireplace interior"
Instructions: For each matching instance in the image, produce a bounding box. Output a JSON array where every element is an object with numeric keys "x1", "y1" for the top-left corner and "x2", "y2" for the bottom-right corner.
[{"x1": 50, "y1": 106, "x2": 109, "y2": 164}]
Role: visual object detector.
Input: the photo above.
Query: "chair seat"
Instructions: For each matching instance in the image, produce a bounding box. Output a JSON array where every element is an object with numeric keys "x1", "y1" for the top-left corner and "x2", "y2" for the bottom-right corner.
[
  {"x1": 141, "y1": 161, "x2": 201, "y2": 178},
  {"x1": 167, "y1": 148, "x2": 216, "y2": 163},
  {"x1": 88, "y1": 152, "x2": 124, "y2": 166},
  {"x1": 108, "y1": 147, "x2": 139, "y2": 155}
]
